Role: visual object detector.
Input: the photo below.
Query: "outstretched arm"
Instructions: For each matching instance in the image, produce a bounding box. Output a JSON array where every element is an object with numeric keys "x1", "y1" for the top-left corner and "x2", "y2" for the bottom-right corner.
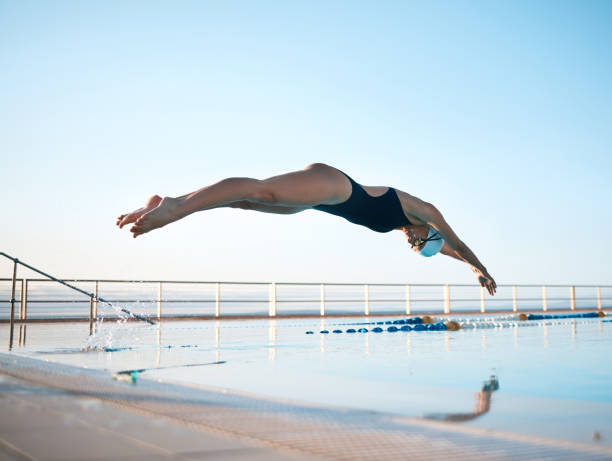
[
  {"x1": 423, "y1": 205, "x2": 496, "y2": 295},
  {"x1": 439, "y1": 243, "x2": 496, "y2": 295}
]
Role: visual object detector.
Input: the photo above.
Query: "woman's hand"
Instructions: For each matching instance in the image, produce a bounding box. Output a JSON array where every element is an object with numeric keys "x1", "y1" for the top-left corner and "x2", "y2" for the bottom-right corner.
[
  {"x1": 473, "y1": 268, "x2": 497, "y2": 296},
  {"x1": 413, "y1": 205, "x2": 497, "y2": 296}
]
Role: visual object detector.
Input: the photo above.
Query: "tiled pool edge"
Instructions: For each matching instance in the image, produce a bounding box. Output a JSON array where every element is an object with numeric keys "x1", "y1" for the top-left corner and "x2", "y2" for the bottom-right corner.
[{"x1": 1, "y1": 353, "x2": 611, "y2": 461}]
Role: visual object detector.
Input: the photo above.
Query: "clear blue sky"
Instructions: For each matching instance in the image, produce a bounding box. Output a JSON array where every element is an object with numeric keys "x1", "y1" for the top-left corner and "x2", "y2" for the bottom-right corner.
[{"x1": 1, "y1": 0, "x2": 611, "y2": 286}]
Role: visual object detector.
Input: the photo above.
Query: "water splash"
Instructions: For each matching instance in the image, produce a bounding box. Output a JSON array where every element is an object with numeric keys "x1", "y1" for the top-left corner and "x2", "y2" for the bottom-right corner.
[{"x1": 84, "y1": 301, "x2": 152, "y2": 351}]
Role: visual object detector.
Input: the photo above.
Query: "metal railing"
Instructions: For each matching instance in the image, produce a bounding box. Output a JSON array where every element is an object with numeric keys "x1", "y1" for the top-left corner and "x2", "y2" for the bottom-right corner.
[{"x1": 1, "y1": 278, "x2": 610, "y2": 323}]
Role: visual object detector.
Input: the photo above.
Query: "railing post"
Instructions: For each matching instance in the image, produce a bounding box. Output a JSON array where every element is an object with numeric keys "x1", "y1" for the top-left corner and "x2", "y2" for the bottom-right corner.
[
  {"x1": 18, "y1": 280, "x2": 24, "y2": 345},
  {"x1": 89, "y1": 297, "x2": 94, "y2": 334},
  {"x1": 444, "y1": 284, "x2": 450, "y2": 314},
  {"x1": 215, "y1": 282, "x2": 221, "y2": 317},
  {"x1": 512, "y1": 285, "x2": 517, "y2": 312},
  {"x1": 23, "y1": 279, "x2": 28, "y2": 320},
  {"x1": 269, "y1": 282, "x2": 277, "y2": 317},
  {"x1": 320, "y1": 283, "x2": 325, "y2": 316},
  {"x1": 570, "y1": 286, "x2": 576, "y2": 311},
  {"x1": 597, "y1": 286, "x2": 602, "y2": 310},
  {"x1": 542, "y1": 285, "x2": 547, "y2": 312},
  {"x1": 157, "y1": 282, "x2": 162, "y2": 319},
  {"x1": 364, "y1": 284, "x2": 370, "y2": 315},
  {"x1": 94, "y1": 280, "x2": 99, "y2": 320},
  {"x1": 9, "y1": 259, "x2": 18, "y2": 349},
  {"x1": 19, "y1": 279, "x2": 24, "y2": 320},
  {"x1": 405, "y1": 285, "x2": 411, "y2": 315},
  {"x1": 480, "y1": 286, "x2": 485, "y2": 313}
]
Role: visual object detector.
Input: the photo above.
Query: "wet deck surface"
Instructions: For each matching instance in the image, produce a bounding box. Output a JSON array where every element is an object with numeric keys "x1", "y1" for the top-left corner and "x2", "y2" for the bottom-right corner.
[
  {"x1": 0, "y1": 376, "x2": 312, "y2": 461},
  {"x1": 2, "y1": 353, "x2": 612, "y2": 461}
]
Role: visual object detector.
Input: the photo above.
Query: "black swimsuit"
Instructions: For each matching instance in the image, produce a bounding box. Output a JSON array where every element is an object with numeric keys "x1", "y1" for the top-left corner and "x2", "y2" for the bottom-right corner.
[{"x1": 313, "y1": 172, "x2": 412, "y2": 233}]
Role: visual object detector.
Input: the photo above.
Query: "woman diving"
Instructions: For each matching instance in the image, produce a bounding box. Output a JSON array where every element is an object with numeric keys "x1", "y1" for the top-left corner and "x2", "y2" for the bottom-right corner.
[{"x1": 117, "y1": 163, "x2": 496, "y2": 295}]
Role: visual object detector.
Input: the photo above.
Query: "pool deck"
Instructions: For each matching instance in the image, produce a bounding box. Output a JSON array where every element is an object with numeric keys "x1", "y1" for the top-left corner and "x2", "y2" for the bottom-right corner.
[
  {"x1": 1, "y1": 353, "x2": 611, "y2": 461},
  {"x1": 0, "y1": 373, "x2": 314, "y2": 461}
]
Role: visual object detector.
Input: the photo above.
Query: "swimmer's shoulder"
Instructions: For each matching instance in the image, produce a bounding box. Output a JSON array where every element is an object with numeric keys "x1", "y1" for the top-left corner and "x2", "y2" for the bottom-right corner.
[{"x1": 394, "y1": 189, "x2": 430, "y2": 226}]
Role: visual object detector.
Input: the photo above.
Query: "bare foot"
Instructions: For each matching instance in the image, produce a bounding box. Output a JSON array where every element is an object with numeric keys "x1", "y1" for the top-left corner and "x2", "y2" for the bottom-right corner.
[
  {"x1": 117, "y1": 195, "x2": 162, "y2": 229},
  {"x1": 130, "y1": 197, "x2": 181, "y2": 237}
]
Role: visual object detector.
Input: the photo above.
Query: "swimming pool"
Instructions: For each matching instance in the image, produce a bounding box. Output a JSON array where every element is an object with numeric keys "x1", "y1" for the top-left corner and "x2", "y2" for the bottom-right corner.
[{"x1": 2, "y1": 311, "x2": 610, "y2": 448}]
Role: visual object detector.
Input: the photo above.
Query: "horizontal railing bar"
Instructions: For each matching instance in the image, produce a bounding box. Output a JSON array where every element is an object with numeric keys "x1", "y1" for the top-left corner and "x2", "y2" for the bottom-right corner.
[
  {"x1": 0, "y1": 298, "x2": 433, "y2": 304},
  {"x1": 0, "y1": 278, "x2": 270, "y2": 285},
  {"x1": 0, "y1": 298, "x2": 612, "y2": 307},
  {"x1": 278, "y1": 299, "x2": 423, "y2": 303},
  {"x1": 2, "y1": 299, "x2": 265, "y2": 304},
  {"x1": 0, "y1": 298, "x2": 464, "y2": 304},
  {"x1": 2, "y1": 278, "x2": 610, "y2": 288},
  {"x1": 1, "y1": 297, "x2": 611, "y2": 305}
]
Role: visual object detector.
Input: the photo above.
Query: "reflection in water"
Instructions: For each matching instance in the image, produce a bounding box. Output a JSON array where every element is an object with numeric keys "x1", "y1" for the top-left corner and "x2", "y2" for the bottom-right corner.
[
  {"x1": 112, "y1": 360, "x2": 226, "y2": 383},
  {"x1": 320, "y1": 319, "x2": 326, "y2": 354},
  {"x1": 156, "y1": 323, "x2": 162, "y2": 365},
  {"x1": 424, "y1": 376, "x2": 499, "y2": 423},
  {"x1": 8, "y1": 319, "x2": 29, "y2": 350},
  {"x1": 8, "y1": 322, "x2": 14, "y2": 350},
  {"x1": 268, "y1": 320, "x2": 277, "y2": 362},
  {"x1": 215, "y1": 321, "x2": 221, "y2": 363},
  {"x1": 18, "y1": 325, "x2": 27, "y2": 347},
  {"x1": 5, "y1": 316, "x2": 609, "y2": 447}
]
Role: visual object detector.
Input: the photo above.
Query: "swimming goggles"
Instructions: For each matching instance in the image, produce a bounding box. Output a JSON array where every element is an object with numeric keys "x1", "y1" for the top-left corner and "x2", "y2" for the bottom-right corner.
[{"x1": 411, "y1": 232, "x2": 442, "y2": 249}]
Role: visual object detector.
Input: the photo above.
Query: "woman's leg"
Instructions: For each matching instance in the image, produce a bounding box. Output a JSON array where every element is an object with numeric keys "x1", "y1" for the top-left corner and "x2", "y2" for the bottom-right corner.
[
  {"x1": 121, "y1": 163, "x2": 350, "y2": 237},
  {"x1": 228, "y1": 201, "x2": 307, "y2": 214}
]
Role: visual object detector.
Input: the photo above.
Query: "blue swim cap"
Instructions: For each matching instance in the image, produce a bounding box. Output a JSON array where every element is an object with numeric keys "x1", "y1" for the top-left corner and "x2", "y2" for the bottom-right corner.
[{"x1": 419, "y1": 228, "x2": 444, "y2": 257}]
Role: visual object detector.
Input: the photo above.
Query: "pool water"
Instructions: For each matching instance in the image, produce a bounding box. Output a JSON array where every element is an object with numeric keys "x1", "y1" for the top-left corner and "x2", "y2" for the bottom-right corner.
[{"x1": 2, "y1": 313, "x2": 611, "y2": 446}]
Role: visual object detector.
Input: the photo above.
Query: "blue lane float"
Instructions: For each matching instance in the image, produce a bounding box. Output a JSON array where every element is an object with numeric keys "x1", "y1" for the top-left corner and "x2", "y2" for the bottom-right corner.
[
  {"x1": 305, "y1": 312, "x2": 605, "y2": 335},
  {"x1": 306, "y1": 320, "x2": 453, "y2": 335},
  {"x1": 342, "y1": 316, "x2": 426, "y2": 327},
  {"x1": 521, "y1": 312, "x2": 604, "y2": 321}
]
